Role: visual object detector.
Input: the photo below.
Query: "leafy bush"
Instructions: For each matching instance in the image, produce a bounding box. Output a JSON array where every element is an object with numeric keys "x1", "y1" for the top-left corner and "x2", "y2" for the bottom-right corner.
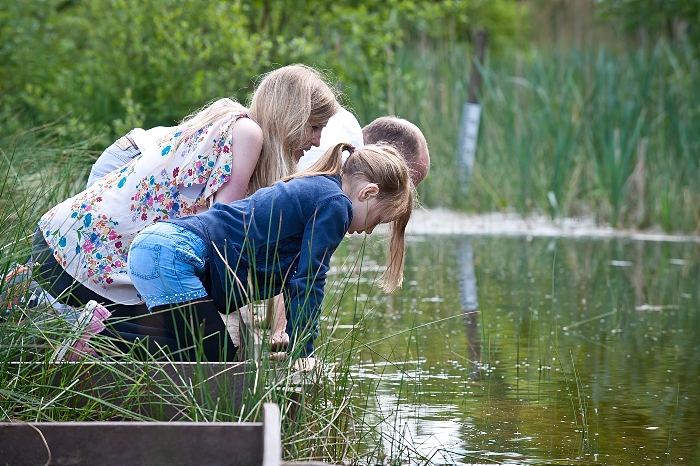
[{"x1": 0, "y1": 0, "x2": 523, "y2": 147}]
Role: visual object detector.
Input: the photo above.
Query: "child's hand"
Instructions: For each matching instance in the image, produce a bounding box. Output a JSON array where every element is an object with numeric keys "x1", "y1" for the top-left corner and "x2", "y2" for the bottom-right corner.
[
  {"x1": 292, "y1": 357, "x2": 317, "y2": 373},
  {"x1": 270, "y1": 330, "x2": 289, "y2": 351},
  {"x1": 269, "y1": 351, "x2": 287, "y2": 361}
]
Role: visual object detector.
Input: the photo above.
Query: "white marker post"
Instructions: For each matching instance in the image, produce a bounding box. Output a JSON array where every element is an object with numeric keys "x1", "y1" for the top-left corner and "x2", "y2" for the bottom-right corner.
[
  {"x1": 458, "y1": 102, "x2": 481, "y2": 186},
  {"x1": 458, "y1": 30, "x2": 488, "y2": 192}
]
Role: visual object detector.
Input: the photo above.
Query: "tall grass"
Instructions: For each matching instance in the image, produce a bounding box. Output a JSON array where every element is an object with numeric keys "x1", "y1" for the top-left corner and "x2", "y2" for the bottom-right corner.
[
  {"x1": 351, "y1": 40, "x2": 700, "y2": 233},
  {"x1": 6, "y1": 39, "x2": 699, "y2": 235},
  {"x1": 0, "y1": 238, "x2": 428, "y2": 463},
  {"x1": 2, "y1": 142, "x2": 697, "y2": 463}
]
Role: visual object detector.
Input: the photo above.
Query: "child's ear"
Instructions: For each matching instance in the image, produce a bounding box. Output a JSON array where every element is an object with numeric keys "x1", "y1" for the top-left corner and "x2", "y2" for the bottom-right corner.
[{"x1": 359, "y1": 183, "x2": 379, "y2": 201}]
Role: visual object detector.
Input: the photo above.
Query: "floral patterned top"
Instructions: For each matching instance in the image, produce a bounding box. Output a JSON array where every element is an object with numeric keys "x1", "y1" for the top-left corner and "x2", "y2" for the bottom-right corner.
[{"x1": 38, "y1": 110, "x2": 250, "y2": 304}]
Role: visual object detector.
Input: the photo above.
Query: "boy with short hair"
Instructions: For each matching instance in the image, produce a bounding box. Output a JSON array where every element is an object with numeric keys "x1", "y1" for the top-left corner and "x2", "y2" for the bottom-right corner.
[{"x1": 298, "y1": 109, "x2": 430, "y2": 185}]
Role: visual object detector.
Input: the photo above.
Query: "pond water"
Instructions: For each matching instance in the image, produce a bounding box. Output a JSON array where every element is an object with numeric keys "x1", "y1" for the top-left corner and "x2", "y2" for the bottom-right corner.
[{"x1": 329, "y1": 233, "x2": 700, "y2": 465}]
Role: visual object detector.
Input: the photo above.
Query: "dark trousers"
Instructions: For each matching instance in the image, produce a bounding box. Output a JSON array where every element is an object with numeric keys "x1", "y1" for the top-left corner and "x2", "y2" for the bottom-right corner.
[{"x1": 152, "y1": 299, "x2": 238, "y2": 362}]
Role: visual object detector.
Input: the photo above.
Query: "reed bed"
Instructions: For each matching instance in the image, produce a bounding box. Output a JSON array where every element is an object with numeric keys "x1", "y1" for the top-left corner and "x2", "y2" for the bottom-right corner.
[
  {"x1": 349, "y1": 40, "x2": 699, "y2": 233},
  {"x1": 1, "y1": 156, "x2": 697, "y2": 463},
  {"x1": 0, "y1": 240, "x2": 433, "y2": 463}
]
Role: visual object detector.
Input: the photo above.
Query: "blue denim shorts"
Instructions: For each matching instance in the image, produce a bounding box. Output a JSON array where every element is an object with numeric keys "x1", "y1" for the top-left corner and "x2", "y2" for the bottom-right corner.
[{"x1": 128, "y1": 223, "x2": 209, "y2": 310}]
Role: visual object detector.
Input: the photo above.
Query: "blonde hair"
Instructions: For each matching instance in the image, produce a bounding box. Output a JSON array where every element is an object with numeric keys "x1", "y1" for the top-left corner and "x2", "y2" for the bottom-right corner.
[
  {"x1": 248, "y1": 64, "x2": 339, "y2": 193},
  {"x1": 170, "y1": 65, "x2": 339, "y2": 195},
  {"x1": 285, "y1": 142, "x2": 414, "y2": 292}
]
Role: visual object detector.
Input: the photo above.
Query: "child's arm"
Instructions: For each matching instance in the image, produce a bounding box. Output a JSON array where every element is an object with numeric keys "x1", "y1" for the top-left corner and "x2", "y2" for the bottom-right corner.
[
  {"x1": 285, "y1": 196, "x2": 351, "y2": 358},
  {"x1": 212, "y1": 117, "x2": 263, "y2": 204}
]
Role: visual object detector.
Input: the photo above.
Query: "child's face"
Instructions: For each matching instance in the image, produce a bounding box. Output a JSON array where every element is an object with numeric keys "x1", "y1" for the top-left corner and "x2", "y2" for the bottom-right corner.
[
  {"x1": 294, "y1": 121, "x2": 328, "y2": 161},
  {"x1": 347, "y1": 183, "x2": 383, "y2": 234}
]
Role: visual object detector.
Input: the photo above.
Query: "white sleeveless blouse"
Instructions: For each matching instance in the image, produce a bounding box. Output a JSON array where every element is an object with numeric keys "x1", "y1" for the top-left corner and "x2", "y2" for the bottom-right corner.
[{"x1": 38, "y1": 111, "x2": 249, "y2": 304}]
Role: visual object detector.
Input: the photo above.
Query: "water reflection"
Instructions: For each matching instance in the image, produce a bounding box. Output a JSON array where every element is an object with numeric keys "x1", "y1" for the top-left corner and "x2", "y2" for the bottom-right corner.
[
  {"x1": 458, "y1": 238, "x2": 482, "y2": 381},
  {"x1": 333, "y1": 235, "x2": 700, "y2": 465},
  {"x1": 368, "y1": 395, "x2": 469, "y2": 465}
]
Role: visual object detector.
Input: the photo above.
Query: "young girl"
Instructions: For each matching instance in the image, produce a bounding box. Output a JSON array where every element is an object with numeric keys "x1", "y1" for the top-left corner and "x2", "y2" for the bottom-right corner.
[
  {"x1": 33, "y1": 65, "x2": 338, "y2": 334},
  {"x1": 127, "y1": 142, "x2": 414, "y2": 361}
]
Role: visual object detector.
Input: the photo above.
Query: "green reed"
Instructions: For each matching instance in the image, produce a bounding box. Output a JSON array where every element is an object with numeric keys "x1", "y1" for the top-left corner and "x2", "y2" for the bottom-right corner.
[
  {"x1": 2, "y1": 50, "x2": 697, "y2": 460},
  {"x1": 352, "y1": 39, "x2": 699, "y2": 232}
]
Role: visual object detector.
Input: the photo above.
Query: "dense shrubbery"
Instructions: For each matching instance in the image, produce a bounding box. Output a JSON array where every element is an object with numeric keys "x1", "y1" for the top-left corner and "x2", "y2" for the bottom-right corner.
[{"x1": 0, "y1": 0, "x2": 522, "y2": 147}]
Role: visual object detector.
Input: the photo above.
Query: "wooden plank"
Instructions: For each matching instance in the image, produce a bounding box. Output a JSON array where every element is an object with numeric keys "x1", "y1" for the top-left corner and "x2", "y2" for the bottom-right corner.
[
  {"x1": 0, "y1": 421, "x2": 262, "y2": 465},
  {"x1": 0, "y1": 403, "x2": 281, "y2": 466}
]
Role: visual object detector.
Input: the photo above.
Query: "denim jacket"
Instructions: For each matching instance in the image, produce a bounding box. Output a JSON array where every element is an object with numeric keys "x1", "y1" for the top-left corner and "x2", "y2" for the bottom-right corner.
[{"x1": 170, "y1": 175, "x2": 352, "y2": 356}]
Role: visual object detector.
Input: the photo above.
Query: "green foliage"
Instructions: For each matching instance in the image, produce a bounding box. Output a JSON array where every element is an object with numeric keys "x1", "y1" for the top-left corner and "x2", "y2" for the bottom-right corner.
[
  {"x1": 5, "y1": 1, "x2": 697, "y2": 232},
  {"x1": 384, "y1": 39, "x2": 700, "y2": 231},
  {"x1": 0, "y1": 0, "x2": 524, "y2": 149},
  {"x1": 1, "y1": 0, "x2": 266, "y2": 146},
  {"x1": 596, "y1": 0, "x2": 700, "y2": 44}
]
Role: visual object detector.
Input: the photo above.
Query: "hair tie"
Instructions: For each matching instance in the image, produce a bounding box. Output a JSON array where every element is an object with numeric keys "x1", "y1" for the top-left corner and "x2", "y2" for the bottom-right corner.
[{"x1": 347, "y1": 145, "x2": 356, "y2": 155}]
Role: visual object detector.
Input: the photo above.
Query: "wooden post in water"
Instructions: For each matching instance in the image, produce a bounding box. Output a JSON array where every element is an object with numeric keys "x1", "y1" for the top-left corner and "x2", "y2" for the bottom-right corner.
[
  {"x1": 458, "y1": 29, "x2": 488, "y2": 189},
  {"x1": 467, "y1": 30, "x2": 488, "y2": 105}
]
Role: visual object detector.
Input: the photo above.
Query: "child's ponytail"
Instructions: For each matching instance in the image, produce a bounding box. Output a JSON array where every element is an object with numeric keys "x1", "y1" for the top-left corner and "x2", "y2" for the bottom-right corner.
[
  {"x1": 382, "y1": 202, "x2": 411, "y2": 292},
  {"x1": 342, "y1": 144, "x2": 414, "y2": 293}
]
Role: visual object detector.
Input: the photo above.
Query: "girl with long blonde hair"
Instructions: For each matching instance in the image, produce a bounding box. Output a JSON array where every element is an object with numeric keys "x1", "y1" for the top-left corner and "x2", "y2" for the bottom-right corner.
[{"x1": 33, "y1": 65, "x2": 339, "y2": 342}]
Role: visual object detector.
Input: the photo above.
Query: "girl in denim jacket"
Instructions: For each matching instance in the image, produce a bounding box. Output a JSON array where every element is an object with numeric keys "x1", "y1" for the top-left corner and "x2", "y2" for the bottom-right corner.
[{"x1": 127, "y1": 142, "x2": 414, "y2": 362}]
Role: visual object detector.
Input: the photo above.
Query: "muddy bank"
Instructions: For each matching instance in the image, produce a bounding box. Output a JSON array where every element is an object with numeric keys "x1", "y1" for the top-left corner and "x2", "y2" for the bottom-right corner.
[{"x1": 403, "y1": 208, "x2": 700, "y2": 243}]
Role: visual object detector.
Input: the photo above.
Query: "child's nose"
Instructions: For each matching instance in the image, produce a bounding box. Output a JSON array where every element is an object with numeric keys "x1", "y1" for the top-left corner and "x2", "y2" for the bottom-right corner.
[{"x1": 311, "y1": 130, "x2": 322, "y2": 147}]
